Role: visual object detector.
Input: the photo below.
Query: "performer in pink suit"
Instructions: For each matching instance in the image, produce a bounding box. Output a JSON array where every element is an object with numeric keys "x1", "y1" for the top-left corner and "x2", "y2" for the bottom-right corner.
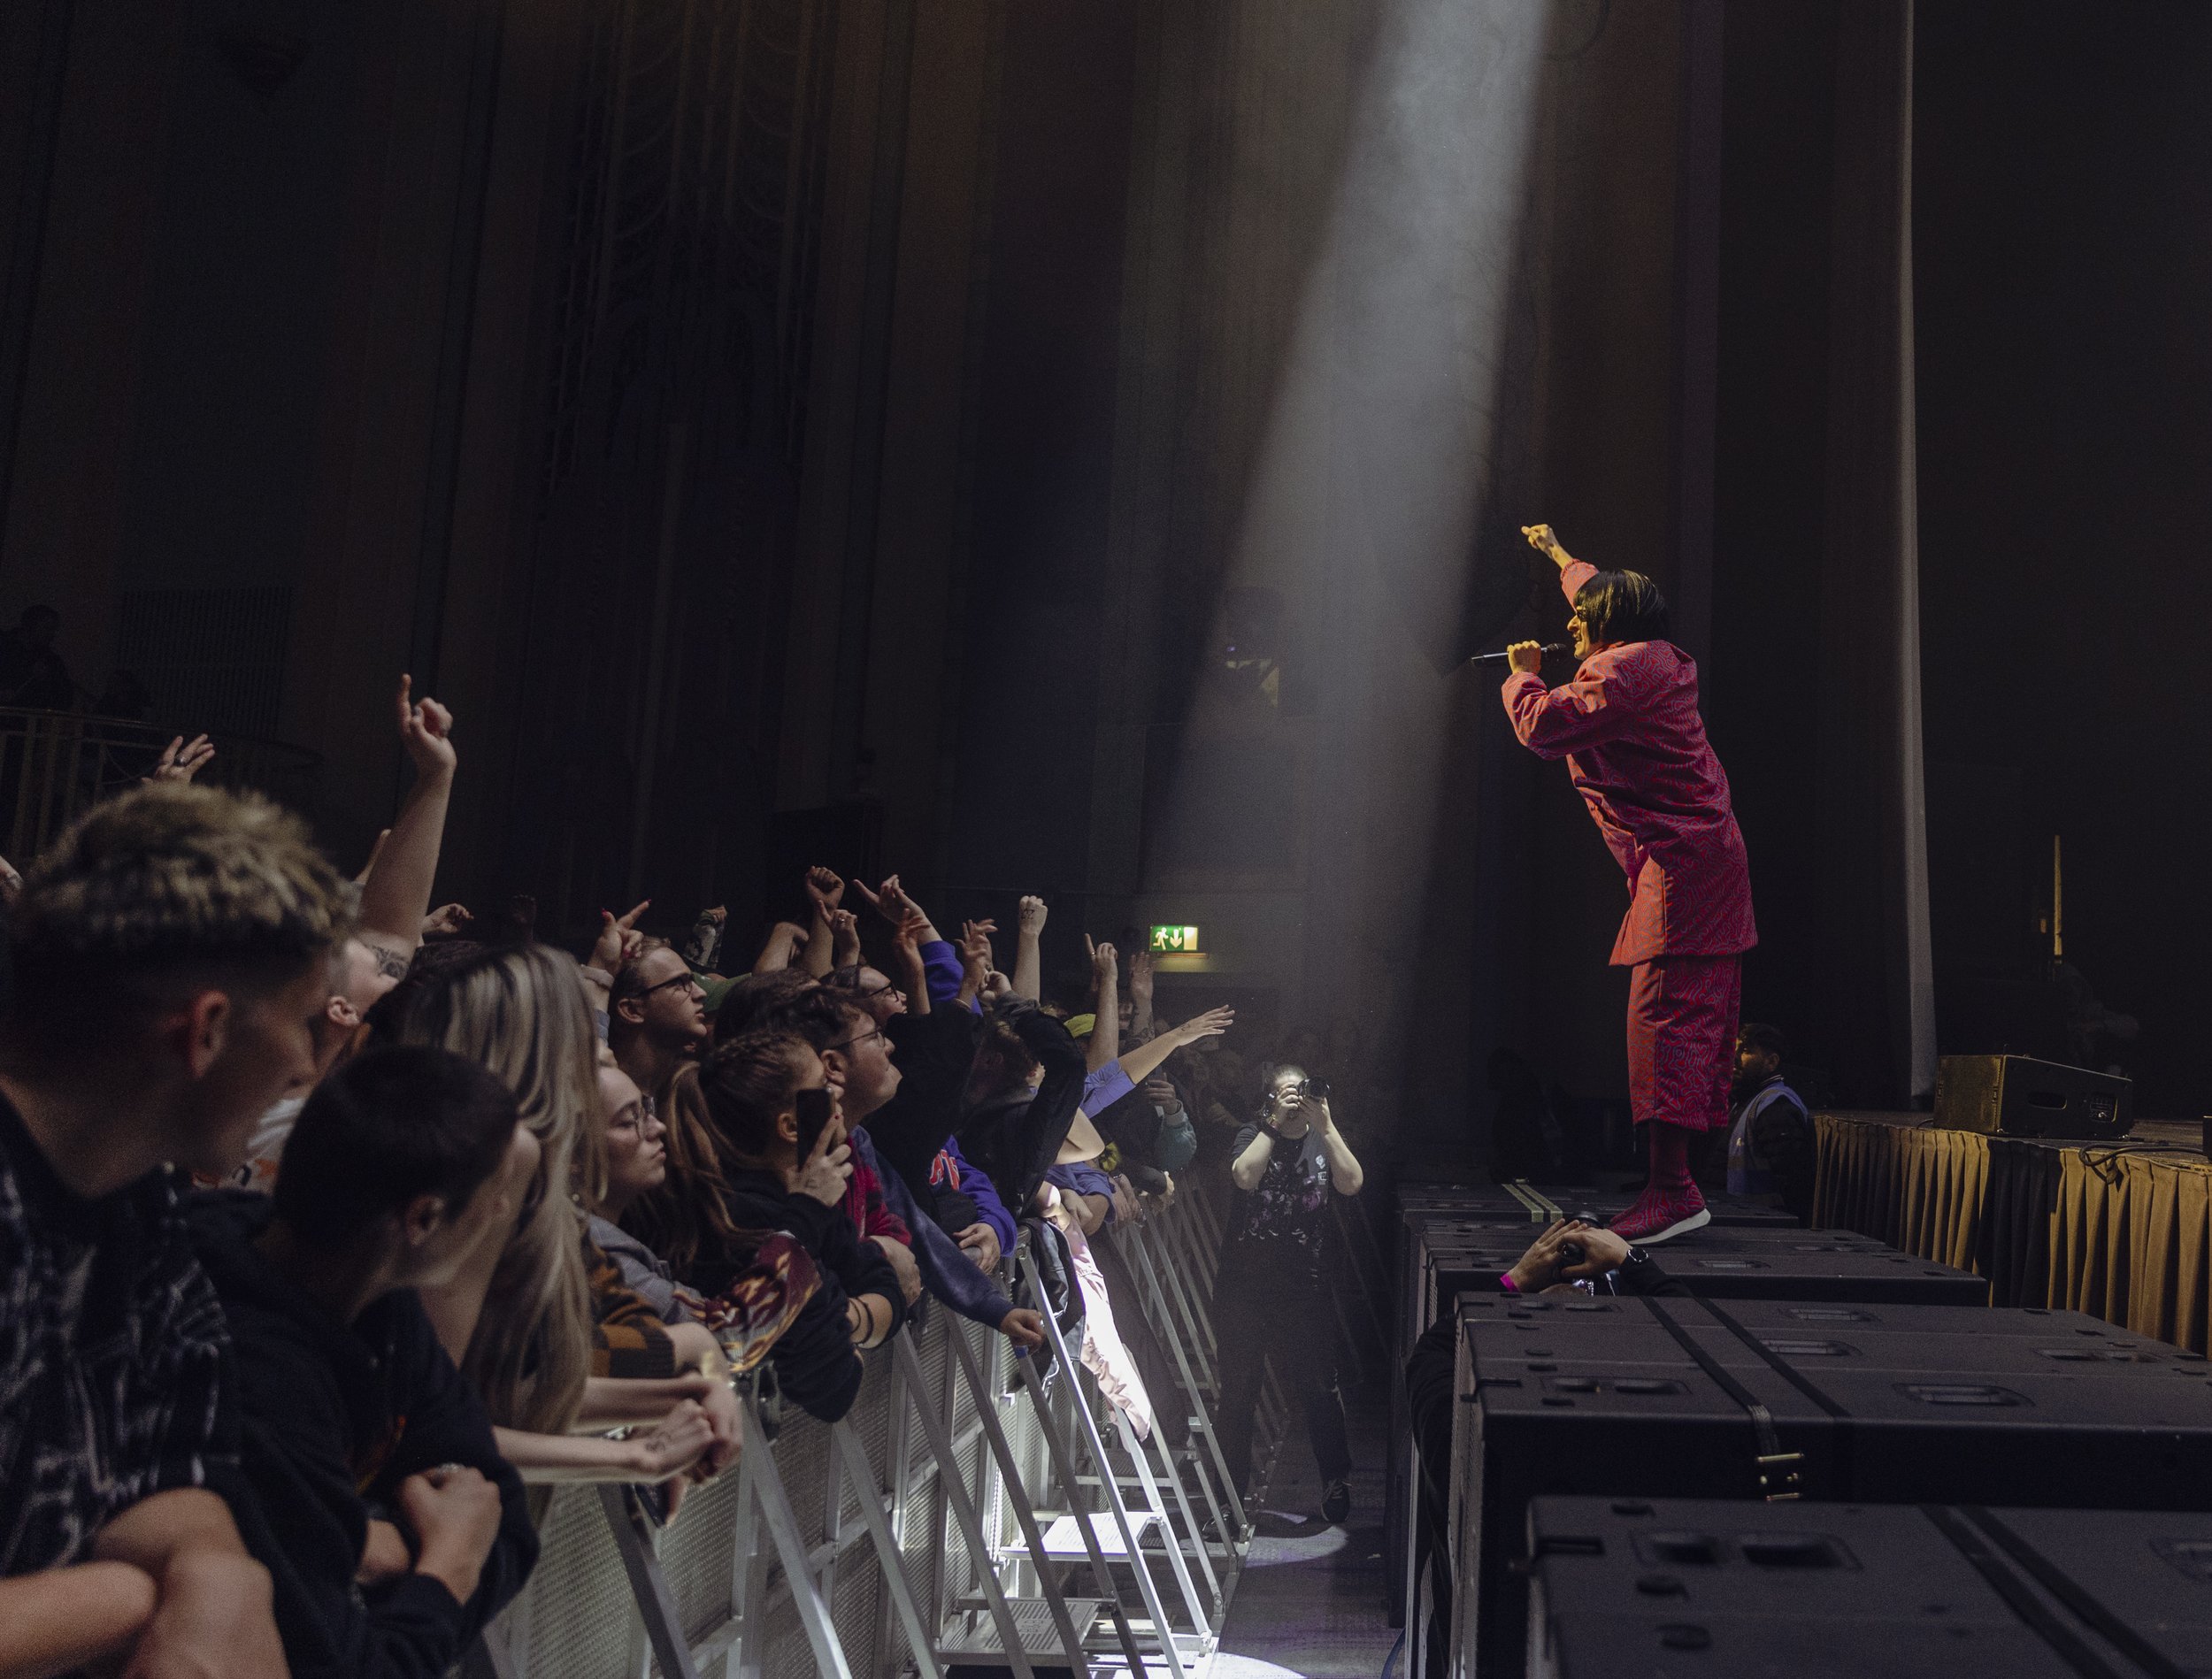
[{"x1": 1500, "y1": 524, "x2": 1756, "y2": 1242}]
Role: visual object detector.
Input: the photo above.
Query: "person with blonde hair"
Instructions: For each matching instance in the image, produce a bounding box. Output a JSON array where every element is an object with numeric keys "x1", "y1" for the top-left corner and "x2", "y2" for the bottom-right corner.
[{"x1": 396, "y1": 945, "x2": 735, "y2": 1508}]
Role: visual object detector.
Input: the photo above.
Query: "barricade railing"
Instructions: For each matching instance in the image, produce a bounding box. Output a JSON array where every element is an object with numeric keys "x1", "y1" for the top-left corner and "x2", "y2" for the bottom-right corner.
[{"x1": 480, "y1": 1179, "x2": 1257, "y2": 1677}]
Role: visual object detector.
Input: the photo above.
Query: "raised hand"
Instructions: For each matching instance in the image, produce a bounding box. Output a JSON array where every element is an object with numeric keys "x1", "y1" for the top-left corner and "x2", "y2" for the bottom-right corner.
[
  {"x1": 1171, "y1": 1005, "x2": 1234, "y2": 1045},
  {"x1": 804, "y1": 866, "x2": 844, "y2": 916},
  {"x1": 1519, "y1": 522, "x2": 1575, "y2": 571},
  {"x1": 395, "y1": 674, "x2": 457, "y2": 778},
  {"x1": 421, "y1": 903, "x2": 473, "y2": 939},
  {"x1": 894, "y1": 907, "x2": 935, "y2": 954},
  {"x1": 1085, "y1": 934, "x2": 1118, "y2": 982},
  {"x1": 1505, "y1": 640, "x2": 1547, "y2": 675},
  {"x1": 149, "y1": 733, "x2": 215, "y2": 784},
  {"x1": 829, "y1": 908, "x2": 863, "y2": 969},
  {"x1": 591, "y1": 900, "x2": 650, "y2": 972},
  {"x1": 1128, "y1": 945, "x2": 1155, "y2": 1004},
  {"x1": 852, "y1": 872, "x2": 921, "y2": 925},
  {"x1": 1018, "y1": 895, "x2": 1048, "y2": 934},
  {"x1": 957, "y1": 918, "x2": 996, "y2": 976}
]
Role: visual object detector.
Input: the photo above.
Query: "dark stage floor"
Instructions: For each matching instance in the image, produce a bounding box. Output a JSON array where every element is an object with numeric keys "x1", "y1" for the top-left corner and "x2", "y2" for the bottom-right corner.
[{"x1": 1210, "y1": 1391, "x2": 1398, "y2": 1678}]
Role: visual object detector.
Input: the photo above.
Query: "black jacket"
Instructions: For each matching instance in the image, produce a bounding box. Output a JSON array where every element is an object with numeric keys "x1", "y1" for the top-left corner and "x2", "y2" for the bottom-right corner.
[
  {"x1": 870, "y1": 1004, "x2": 984, "y2": 1193},
  {"x1": 703, "y1": 1168, "x2": 907, "y2": 1422},
  {"x1": 186, "y1": 1192, "x2": 537, "y2": 1679},
  {"x1": 956, "y1": 1002, "x2": 1087, "y2": 1216}
]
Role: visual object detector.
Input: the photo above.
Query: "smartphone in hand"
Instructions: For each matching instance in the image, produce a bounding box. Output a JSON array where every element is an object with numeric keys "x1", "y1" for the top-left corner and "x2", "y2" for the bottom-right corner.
[{"x1": 794, "y1": 1086, "x2": 834, "y2": 1162}]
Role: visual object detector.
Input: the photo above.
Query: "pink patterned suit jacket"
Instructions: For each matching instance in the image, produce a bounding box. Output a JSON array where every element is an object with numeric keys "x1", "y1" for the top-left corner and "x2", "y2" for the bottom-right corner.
[{"x1": 1501, "y1": 560, "x2": 1756, "y2": 966}]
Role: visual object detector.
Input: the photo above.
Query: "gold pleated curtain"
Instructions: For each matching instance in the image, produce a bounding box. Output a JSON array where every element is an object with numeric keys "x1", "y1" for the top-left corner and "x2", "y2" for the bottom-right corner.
[{"x1": 1814, "y1": 1112, "x2": 2212, "y2": 1353}]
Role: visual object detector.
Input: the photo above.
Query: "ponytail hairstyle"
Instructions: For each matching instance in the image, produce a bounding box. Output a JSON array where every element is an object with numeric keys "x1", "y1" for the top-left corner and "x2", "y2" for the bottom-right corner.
[{"x1": 697, "y1": 1029, "x2": 818, "y2": 1164}]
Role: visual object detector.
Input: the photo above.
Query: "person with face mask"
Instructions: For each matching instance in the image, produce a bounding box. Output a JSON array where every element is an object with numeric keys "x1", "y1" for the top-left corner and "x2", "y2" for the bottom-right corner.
[{"x1": 1502, "y1": 523, "x2": 1757, "y2": 1244}]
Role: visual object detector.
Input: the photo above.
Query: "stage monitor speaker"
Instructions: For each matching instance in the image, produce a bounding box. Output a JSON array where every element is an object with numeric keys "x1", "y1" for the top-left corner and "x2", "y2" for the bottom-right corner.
[
  {"x1": 1933, "y1": 1053, "x2": 2133, "y2": 1138},
  {"x1": 1525, "y1": 1496, "x2": 2212, "y2": 1679},
  {"x1": 1450, "y1": 1297, "x2": 2212, "y2": 1679}
]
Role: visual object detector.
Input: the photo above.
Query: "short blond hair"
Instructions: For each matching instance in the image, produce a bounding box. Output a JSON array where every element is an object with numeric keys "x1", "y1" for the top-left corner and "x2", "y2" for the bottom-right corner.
[{"x1": 7, "y1": 783, "x2": 349, "y2": 1053}]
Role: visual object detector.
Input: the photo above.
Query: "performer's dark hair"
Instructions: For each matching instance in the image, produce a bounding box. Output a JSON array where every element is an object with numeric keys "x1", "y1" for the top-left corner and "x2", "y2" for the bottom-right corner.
[
  {"x1": 1740, "y1": 1022, "x2": 1787, "y2": 1059},
  {"x1": 1572, "y1": 570, "x2": 1671, "y2": 645}
]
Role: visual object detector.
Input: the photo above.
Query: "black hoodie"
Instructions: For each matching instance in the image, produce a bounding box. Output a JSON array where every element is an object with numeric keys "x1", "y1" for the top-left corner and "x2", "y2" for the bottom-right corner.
[
  {"x1": 701, "y1": 1167, "x2": 906, "y2": 1422},
  {"x1": 186, "y1": 1191, "x2": 538, "y2": 1679}
]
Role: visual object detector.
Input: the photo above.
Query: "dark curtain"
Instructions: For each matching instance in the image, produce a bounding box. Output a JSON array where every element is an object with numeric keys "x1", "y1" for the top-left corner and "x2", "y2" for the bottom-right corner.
[{"x1": 1813, "y1": 0, "x2": 1937, "y2": 1107}]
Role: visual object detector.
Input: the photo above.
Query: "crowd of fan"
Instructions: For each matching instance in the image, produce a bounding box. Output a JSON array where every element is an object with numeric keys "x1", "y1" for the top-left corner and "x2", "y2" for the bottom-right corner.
[{"x1": 0, "y1": 674, "x2": 1375, "y2": 1679}]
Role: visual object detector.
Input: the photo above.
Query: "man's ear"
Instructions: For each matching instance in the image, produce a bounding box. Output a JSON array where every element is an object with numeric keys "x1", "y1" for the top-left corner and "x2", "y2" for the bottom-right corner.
[
  {"x1": 776, "y1": 1108, "x2": 799, "y2": 1146},
  {"x1": 614, "y1": 995, "x2": 646, "y2": 1027},
  {"x1": 326, "y1": 994, "x2": 362, "y2": 1031},
  {"x1": 401, "y1": 1192, "x2": 448, "y2": 1249},
  {"x1": 168, "y1": 991, "x2": 232, "y2": 1079}
]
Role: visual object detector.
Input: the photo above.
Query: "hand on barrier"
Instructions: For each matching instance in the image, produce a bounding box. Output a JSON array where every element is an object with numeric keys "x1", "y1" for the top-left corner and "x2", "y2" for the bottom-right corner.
[
  {"x1": 876, "y1": 1234, "x2": 924, "y2": 1306},
  {"x1": 954, "y1": 1222, "x2": 1001, "y2": 1272},
  {"x1": 696, "y1": 1381, "x2": 742, "y2": 1477},
  {"x1": 999, "y1": 1307, "x2": 1046, "y2": 1350},
  {"x1": 626, "y1": 1401, "x2": 718, "y2": 1519}
]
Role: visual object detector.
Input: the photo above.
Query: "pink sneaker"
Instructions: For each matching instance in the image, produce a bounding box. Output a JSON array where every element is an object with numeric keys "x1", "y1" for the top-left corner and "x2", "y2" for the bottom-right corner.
[{"x1": 1609, "y1": 1183, "x2": 1711, "y2": 1245}]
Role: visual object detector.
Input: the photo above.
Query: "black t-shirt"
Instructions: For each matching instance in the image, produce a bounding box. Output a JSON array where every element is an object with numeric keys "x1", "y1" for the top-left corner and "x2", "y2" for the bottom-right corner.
[
  {"x1": 0, "y1": 1095, "x2": 232, "y2": 1573},
  {"x1": 1225, "y1": 1122, "x2": 1337, "y2": 1286}
]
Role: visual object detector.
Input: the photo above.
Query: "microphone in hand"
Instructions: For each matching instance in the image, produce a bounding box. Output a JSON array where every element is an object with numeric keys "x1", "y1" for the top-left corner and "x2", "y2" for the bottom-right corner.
[{"x1": 1467, "y1": 641, "x2": 1568, "y2": 667}]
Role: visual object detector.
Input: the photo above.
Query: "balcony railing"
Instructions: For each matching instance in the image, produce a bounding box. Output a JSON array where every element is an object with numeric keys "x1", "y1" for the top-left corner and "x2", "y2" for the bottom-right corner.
[{"x1": 0, "y1": 708, "x2": 323, "y2": 864}]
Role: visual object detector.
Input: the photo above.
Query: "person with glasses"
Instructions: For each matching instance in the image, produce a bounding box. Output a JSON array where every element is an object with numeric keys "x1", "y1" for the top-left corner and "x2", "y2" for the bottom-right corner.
[
  {"x1": 764, "y1": 989, "x2": 1046, "y2": 1353},
  {"x1": 610, "y1": 938, "x2": 711, "y2": 1120}
]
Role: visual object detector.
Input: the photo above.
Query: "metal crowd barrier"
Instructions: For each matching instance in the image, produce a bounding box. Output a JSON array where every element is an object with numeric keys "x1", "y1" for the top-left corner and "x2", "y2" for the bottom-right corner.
[{"x1": 478, "y1": 1181, "x2": 1266, "y2": 1677}]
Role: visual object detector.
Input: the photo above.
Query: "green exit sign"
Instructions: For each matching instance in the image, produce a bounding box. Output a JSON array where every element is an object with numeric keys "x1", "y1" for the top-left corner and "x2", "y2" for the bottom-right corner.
[{"x1": 1148, "y1": 924, "x2": 1202, "y2": 954}]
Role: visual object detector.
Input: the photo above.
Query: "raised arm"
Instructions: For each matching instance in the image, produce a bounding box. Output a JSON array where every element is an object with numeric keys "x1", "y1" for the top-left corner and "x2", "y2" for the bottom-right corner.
[
  {"x1": 1012, "y1": 895, "x2": 1047, "y2": 1001},
  {"x1": 800, "y1": 867, "x2": 842, "y2": 978},
  {"x1": 954, "y1": 918, "x2": 995, "y2": 1011},
  {"x1": 1115, "y1": 1005, "x2": 1234, "y2": 1088},
  {"x1": 1126, "y1": 946, "x2": 1156, "y2": 1041},
  {"x1": 1084, "y1": 936, "x2": 1118, "y2": 1071},
  {"x1": 357, "y1": 675, "x2": 457, "y2": 978},
  {"x1": 1521, "y1": 521, "x2": 1595, "y2": 603}
]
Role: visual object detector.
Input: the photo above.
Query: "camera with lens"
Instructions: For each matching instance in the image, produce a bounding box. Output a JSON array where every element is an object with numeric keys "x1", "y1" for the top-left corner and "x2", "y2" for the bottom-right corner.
[{"x1": 1288, "y1": 1077, "x2": 1330, "y2": 1105}]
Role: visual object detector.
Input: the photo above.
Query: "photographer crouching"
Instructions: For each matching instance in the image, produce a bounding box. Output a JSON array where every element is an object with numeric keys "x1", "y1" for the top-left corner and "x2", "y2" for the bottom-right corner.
[{"x1": 1217, "y1": 1064, "x2": 1364, "y2": 1526}]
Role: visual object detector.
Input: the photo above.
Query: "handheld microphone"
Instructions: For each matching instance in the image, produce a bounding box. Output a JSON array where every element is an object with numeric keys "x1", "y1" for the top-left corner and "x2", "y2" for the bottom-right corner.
[{"x1": 1465, "y1": 641, "x2": 1568, "y2": 667}]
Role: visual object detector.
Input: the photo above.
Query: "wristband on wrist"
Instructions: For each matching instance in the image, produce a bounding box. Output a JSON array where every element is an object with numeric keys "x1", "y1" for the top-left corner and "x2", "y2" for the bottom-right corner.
[{"x1": 1498, "y1": 1270, "x2": 1519, "y2": 1293}]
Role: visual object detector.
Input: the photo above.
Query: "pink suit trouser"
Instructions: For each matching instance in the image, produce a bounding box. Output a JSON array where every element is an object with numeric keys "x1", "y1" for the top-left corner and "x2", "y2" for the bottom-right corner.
[{"x1": 1626, "y1": 953, "x2": 1741, "y2": 1133}]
